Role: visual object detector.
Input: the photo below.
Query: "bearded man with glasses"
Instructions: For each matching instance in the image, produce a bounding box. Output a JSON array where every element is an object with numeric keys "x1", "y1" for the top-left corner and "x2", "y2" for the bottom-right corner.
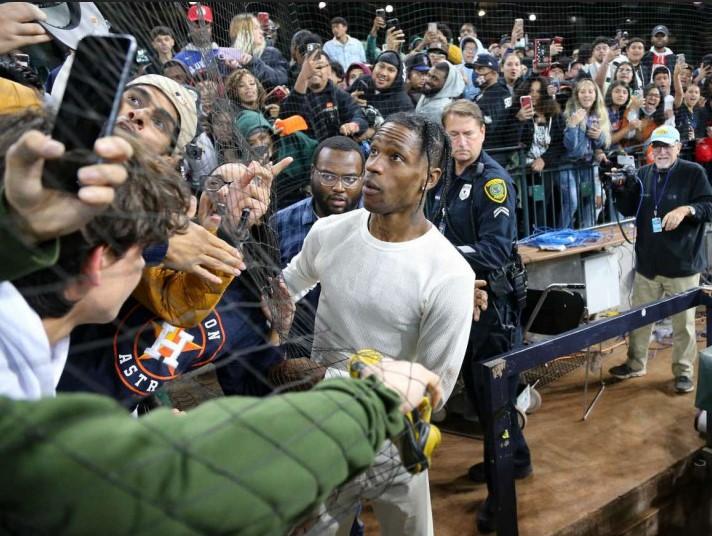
[
  {"x1": 270, "y1": 135, "x2": 365, "y2": 356},
  {"x1": 609, "y1": 125, "x2": 712, "y2": 393}
]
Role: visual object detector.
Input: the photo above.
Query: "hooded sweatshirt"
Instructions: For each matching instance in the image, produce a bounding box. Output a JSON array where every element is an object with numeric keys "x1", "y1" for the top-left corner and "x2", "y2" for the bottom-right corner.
[
  {"x1": 349, "y1": 51, "x2": 414, "y2": 118},
  {"x1": 235, "y1": 111, "x2": 318, "y2": 209},
  {"x1": 415, "y1": 61, "x2": 466, "y2": 123}
]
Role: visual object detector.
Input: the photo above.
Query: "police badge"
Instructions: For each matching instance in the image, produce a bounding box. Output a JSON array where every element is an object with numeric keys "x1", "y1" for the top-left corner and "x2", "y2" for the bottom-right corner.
[{"x1": 459, "y1": 184, "x2": 472, "y2": 200}]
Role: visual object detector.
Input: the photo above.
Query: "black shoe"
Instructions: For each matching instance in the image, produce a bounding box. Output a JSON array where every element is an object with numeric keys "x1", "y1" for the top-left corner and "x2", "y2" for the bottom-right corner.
[
  {"x1": 608, "y1": 363, "x2": 646, "y2": 380},
  {"x1": 675, "y1": 376, "x2": 694, "y2": 393},
  {"x1": 476, "y1": 505, "x2": 496, "y2": 534},
  {"x1": 467, "y1": 461, "x2": 533, "y2": 483}
]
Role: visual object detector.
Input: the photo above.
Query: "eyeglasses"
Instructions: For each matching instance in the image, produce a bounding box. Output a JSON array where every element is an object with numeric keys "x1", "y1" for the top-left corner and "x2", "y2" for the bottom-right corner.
[{"x1": 312, "y1": 168, "x2": 362, "y2": 189}]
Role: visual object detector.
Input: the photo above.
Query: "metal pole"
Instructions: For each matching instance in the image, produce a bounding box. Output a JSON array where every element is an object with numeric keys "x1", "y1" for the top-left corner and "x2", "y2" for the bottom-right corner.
[{"x1": 480, "y1": 357, "x2": 519, "y2": 536}]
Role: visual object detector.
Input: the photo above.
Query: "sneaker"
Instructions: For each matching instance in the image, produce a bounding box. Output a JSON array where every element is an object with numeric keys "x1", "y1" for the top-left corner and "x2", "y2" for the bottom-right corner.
[
  {"x1": 608, "y1": 363, "x2": 646, "y2": 380},
  {"x1": 674, "y1": 376, "x2": 694, "y2": 393},
  {"x1": 468, "y1": 461, "x2": 533, "y2": 483}
]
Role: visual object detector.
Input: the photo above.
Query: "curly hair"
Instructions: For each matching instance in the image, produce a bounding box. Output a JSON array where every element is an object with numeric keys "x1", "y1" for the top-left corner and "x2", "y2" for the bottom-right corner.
[
  {"x1": 225, "y1": 69, "x2": 266, "y2": 110},
  {"x1": 3, "y1": 111, "x2": 190, "y2": 318}
]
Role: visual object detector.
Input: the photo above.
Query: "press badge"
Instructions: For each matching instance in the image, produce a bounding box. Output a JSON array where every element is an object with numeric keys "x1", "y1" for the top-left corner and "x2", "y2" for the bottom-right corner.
[{"x1": 652, "y1": 217, "x2": 663, "y2": 233}]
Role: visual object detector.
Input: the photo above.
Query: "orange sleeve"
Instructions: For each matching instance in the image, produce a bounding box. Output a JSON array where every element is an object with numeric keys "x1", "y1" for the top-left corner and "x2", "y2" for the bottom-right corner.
[{"x1": 132, "y1": 266, "x2": 235, "y2": 328}]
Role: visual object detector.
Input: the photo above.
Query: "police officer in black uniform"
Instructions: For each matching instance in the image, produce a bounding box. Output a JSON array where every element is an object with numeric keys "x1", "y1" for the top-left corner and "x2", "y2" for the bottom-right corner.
[{"x1": 428, "y1": 99, "x2": 530, "y2": 534}]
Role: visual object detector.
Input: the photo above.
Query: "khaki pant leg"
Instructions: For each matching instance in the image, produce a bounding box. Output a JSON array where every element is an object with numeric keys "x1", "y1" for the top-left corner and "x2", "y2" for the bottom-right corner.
[
  {"x1": 627, "y1": 273, "x2": 665, "y2": 372},
  {"x1": 660, "y1": 273, "x2": 700, "y2": 378}
]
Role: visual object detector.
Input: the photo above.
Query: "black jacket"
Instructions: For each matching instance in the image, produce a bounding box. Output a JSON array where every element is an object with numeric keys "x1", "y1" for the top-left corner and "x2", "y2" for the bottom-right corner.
[
  {"x1": 615, "y1": 158, "x2": 712, "y2": 279},
  {"x1": 349, "y1": 52, "x2": 414, "y2": 118},
  {"x1": 476, "y1": 81, "x2": 514, "y2": 151},
  {"x1": 247, "y1": 46, "x2": 289, "y2": 90},
  {"x1": 280, "y1": 80, "x2": 368, "y2": 141}
]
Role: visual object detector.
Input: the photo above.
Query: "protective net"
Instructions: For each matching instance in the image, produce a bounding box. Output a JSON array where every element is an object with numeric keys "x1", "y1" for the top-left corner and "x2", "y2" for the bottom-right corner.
[{"x1": 3, "y1": 1, "x2": 712, "y2": 534}]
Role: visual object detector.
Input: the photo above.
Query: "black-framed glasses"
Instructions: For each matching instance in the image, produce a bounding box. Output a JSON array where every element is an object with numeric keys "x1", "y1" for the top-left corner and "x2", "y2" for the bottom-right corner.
[{"x1": 312, "y1": 168, "x2": 362, "y2": 189}]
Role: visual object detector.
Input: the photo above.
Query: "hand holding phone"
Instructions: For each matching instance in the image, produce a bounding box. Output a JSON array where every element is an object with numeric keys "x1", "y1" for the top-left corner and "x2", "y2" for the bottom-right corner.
[{"x1": 43, "y1": 34, "x2": 137, "y2": 193}]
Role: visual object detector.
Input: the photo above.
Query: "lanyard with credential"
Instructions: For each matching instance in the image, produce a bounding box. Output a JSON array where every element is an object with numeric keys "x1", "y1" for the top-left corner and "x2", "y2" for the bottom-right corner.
[{"x1": 651, "y1": 168, "x2": 673, "y2": 218}]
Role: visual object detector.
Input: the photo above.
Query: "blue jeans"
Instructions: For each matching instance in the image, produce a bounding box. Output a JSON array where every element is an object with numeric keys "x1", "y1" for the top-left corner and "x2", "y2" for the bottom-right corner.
[{"x1": 556, "y1": 167, "x2": 596, "y2": 228}]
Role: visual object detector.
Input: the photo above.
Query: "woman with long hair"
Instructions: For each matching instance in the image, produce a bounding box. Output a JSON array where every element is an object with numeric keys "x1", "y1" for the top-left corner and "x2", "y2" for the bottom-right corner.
[
  {"x1": 605, "y1": 80, "x2": 638, "y2": 149},
  {"x1": 501, "y1": 52, "x2": 523, "y2": 95},
  {"x1": 225, "y1": 69, "x2": 267, "y2": 114},
  {"x1": 561, "y1": 78, "x2": 611, "y2": 228},
  {"x1": 228, "y1": 13, "x2": 288, "y2": 89}
]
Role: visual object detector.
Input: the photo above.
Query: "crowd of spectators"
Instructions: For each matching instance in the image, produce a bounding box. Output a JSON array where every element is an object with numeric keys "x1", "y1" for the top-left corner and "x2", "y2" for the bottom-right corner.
[{"x1": 2, "y1": 2, "x2": 712, "y2": 534}]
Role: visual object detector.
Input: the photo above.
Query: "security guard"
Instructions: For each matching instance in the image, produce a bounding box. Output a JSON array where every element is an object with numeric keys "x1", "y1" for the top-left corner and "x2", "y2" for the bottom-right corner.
[{"x1": 428, "y1": 99, "x2": 530, "y2": 534}]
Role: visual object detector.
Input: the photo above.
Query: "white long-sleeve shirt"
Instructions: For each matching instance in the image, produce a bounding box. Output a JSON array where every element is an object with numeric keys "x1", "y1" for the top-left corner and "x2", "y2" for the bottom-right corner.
[
  {"x1": 283, "y1": 209, "x2": 475, "y2": 402},
  {"x1": 0, "y1": 282, "x2": 69, "y2": 399}
]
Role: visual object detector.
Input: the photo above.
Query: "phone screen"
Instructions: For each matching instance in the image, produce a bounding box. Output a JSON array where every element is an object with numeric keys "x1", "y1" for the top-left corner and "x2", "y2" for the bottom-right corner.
[{"x1": 44, "y1": 34, "x2": 137, "y2": 193}]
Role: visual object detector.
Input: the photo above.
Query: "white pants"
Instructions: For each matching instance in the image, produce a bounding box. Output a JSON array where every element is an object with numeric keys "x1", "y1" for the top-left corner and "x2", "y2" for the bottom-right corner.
[{"x1": 306, "y1": 441, "x2": 434, "y2": 536}]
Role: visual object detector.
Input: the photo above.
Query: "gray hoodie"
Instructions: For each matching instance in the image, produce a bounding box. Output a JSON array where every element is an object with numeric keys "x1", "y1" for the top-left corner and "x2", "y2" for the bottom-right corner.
[{"x1": 415, "y1": 61, "x2": 466, "y2": 124}]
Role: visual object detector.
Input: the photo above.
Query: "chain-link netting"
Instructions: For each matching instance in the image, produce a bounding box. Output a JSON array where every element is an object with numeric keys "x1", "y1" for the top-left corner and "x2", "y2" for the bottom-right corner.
[{"x1": 3, "y1": 1, "x2": 712, "y2": 534}]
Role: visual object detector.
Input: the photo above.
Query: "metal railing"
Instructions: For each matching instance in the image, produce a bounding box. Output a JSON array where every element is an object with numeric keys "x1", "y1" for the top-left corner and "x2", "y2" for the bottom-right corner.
[
  {"x1": 487, "y1": 146, "x2": 626, "y2": 237},
  {"x1": 475, "y1": 287, "x2": 712, "y2": 535}
]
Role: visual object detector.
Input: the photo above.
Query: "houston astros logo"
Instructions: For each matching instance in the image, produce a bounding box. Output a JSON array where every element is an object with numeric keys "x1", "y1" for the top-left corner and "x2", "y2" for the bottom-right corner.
[{"x1": 114, "y1": 304, "x2": 225, "y2": 396}]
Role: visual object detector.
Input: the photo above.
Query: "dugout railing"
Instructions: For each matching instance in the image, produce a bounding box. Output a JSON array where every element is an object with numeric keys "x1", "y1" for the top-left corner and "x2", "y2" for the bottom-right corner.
[{"x1": 476, "y1": 287, "x2": 712, "y2": 535}]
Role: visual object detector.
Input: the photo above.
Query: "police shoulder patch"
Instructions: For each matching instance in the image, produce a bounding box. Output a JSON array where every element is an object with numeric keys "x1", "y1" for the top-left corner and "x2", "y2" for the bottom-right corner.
[{"x1": 484, "y1": 178, "x2": 507, "y2": 203}]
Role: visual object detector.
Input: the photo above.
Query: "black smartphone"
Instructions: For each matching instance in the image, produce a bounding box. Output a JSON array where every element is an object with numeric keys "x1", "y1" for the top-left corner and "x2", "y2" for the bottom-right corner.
[
  {"x1": 43, "y1": 34, "x2": 137, "y2": 193},
  {"x1": 376, "y1": 8, "x2": 386, "y2": 18},
  {"x1": 387, "y1": 18, "x2": 400, "y2": 30}
]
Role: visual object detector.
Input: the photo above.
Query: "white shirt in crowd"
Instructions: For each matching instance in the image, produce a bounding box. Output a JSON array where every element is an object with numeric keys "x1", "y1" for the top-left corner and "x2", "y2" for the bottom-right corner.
[
  {"x1": 283, "y1": 208, "x2": 475, "y2": 402},
  {"x1": 322, "y1": 35, "x2": 367, "y2": 72},
  {"x1": 0, "y1": 282, "x2": 69, "y2": 400}
]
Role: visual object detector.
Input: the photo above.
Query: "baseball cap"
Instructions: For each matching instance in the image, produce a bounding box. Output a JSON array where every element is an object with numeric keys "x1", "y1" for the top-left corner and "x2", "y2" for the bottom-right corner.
[
  {"x1": 126, "y1": 75, "x2": 198, "y2": 155},
  {"x1": 427, "y1": 43, "x2": 449, "y2": 57},
  {"x1": 651, "y1": 25, "x2": 669, "y2": 37},
  {"x1": 473, "y1": 53, "x2": 499, "y2": 73},
  {"x1": 37, "y1": 2, "x2": 110, "y2": 50},
  {"x1": 406, "y1": 53, "x2": 431, "y2": 73},
  {"x1": 650, "y1": 125, "x2": 680, "y2": 146},
  {"x1": 187, "y1": 4, "x2": 213, "y2": 24}
]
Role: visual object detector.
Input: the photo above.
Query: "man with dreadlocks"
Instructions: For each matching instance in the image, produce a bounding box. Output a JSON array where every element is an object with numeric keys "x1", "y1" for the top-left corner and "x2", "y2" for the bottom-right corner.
[
  {"x1": 429, "y1": 99, "x2": 531, "y2": 534},
  {"x1": 280, "y1": 112, "x2": 474, "y2": 535}
]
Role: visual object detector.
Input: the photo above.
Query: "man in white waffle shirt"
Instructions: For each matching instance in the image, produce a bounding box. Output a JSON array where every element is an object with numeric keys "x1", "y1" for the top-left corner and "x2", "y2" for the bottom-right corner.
[{"x1": 281, "y1": 112, "x2": 475, "y2": 536}]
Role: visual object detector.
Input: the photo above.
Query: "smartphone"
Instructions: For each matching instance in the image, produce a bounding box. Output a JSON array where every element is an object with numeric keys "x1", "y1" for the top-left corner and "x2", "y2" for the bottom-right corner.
[
  {"x1": 43, "y1": 34, "x2": 137, "y2": 193},
  {"x1": 12, "y1": 53, "x2": 30, "y2": 67},
  {"x1": 306, "y1": 42, "x2": 321, "y2": 54},
  {"x1": 553, "y1": 36, "x2": 564, "y2": 46},
  {"x1": 514, "y1": 18, "x2": 524, "y2": 27},
  {"x1": 376, "y1": 8, "x2": 386, "y2": 18},
  {"x1": 533, "y1": 38, "x2": 551, "y2": 68},
  {"x1": 257, "y1": 12, "x2": 270, "y2": 27},
  {"x1": 428, "y1": 22, "x2": 438, "y2": 34},
  {"x1": 217, "y1": 47, "x2": 244, "y2": 63},
  {"x1": 387, "y1": 18, "x2": 400, "y2": 30},
  {"x1": 266, "y1": 86, "x2": 288, "y2": 104},
  {"x1": 677, "y1": 53, "x2": 686, "y2": 66},
  {"x1": 520, "y1": 95, "x2": 533, "y2": 109}
]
